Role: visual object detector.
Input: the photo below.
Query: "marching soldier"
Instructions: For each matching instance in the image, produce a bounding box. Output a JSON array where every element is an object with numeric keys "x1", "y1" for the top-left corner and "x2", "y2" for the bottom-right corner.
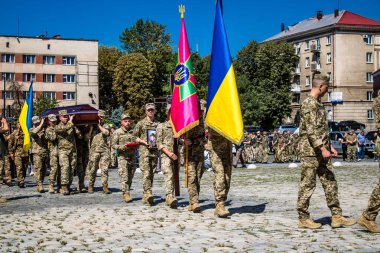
[
  {"x1": 0, "y1": 117, "x2": 10, "y2": 203},
  {"x1": 8, "y1": 122, "x2": 29, "y2": 188},
  {"x1": 272, "y1": 130, "x2": 279, "y2": 163},
  {"x1": 260, "y1": 131, "x2": 269, "y2": 163},
  {"x1": 134, "y1": 103, "x2": 159, "y2": 205},
  {"x1": 75, "y1": 125, "x2": 90, "y2": 193},
  {"x1": 297, "y1": 74, "x2": 355, "y2": 229},
  {"x1": 30, "y1": 116, "x2": 49, "y2": 193},
  {"x1": 45, "y1": 114, "x2": 60, "y2": 193},
  {"x1": 112, "y1": 113, "x2": 137, "y2": 202}
]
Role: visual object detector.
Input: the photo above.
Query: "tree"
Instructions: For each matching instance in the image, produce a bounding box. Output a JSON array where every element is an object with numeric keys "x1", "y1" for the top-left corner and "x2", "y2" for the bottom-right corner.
[
  {"x1": 191, "y1": 53, "x2": 210, "y2": 100},
  {"x1": 34, "y1": 96, "x2": 59, "y2": 117},
  {"x1": 107, "y1": 105, "x2": 124, "y2": 128},
  {"x1": 119, "y1": 19, "x2": 173, "y2": 97},
  {"x1": 113, "y1": 53, "x2": 154, "y2": 120},
  {"x1": 98, "y1": 46, "x2": 123, "y2": 112}
]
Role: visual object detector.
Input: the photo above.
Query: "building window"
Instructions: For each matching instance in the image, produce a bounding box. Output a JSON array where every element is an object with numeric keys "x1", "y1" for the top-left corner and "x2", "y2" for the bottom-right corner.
[
  {"x1": 23, "y1": 73, "x2": 36, "y2": 82},
  {"x1": 2, "y1": 72, "x2": 15, "y2": 81},
  {"x1": 47, "y1": 44, "x2": 51, "y2": 50},
  {"x1": 1, "y1": 54, "x2": 15, "y2": 63},
  {"x1": 326, "y1": 35, "x2": 331, "y2": 45},
  {"x1": 43, "y1": 56, "x2": 55, "y2": 64},
  {"x1": 368, "y1": 109, "x2": 374, "y2": 120},
  {"x1": 327, "y1": 72, "x2": 332, "y2": 83},
  {"x1": 364, "y1": 35, "x2": 373, "y2": 45},
  {"x1": 6, "y1": 42, "x2": 9, "y2": 48},
  {"x1": 43, "y1": 91, "x2": 56, "y2": 100},
  {"x1": 63, "y1": 92, "x2": 75, "y2": 100},
  {"x1": 4, "y1": 91, "x2": 14, "y2": 99},
  {"x1": 366, "y1": 52, "x2": 373, "y2": 63},
  {"x1": 327, "y1": 91, "x2": 332, "y2": 102},
  {"x1": 292, "y1": 93, "x2": 300, "y2": 104},
  {"x1": 23, "y1": 91, "x2": 36, "y2": 99},
  {"x1": 63, "y1": 74, "x2": 75, "y2": 83},
  {"x1": 305, "y1": 40, "x2": 310, "y2": 50},
  {"x1": 327, "y1": 53, "x2": 332, "y2": 64},
  {"x1": 23, "y1": 55, "x2": 36, "y2": 64},
  {"x1": 62, "y1": 56, "x2": 76, "y2": 65},
  {"x1": 367, "y1": 91, "x2": 373, "y2": 101},
  {"x1": 305, "y1": 57, "x2": 310, "y2": 68},
  {"x1": 366, "y1": 72, "x2": 373, "y2": 83},
  {"x1": 315, "y1": 38, "x2": 320, "y2": 48},
  {"x1": 306, "y1": 76, "x2": 311, "y2": 86},
  {"x1": 295, "y1": 43, "x2": 300, "y2": 55},
  {"x1": 43, "y1": 74, "x2": 55, "y2": 83}
]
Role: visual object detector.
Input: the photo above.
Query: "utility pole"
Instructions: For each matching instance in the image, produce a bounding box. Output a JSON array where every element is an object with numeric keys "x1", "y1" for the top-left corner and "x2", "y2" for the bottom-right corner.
[{"x1": 2, "y1": 74, "x2": 5, "y2": 116}]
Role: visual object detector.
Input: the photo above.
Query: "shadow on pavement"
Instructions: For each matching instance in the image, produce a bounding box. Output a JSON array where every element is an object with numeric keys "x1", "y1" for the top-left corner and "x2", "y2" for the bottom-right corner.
[
  {"x1": 315, "y1": 216, "x2": 331, "y2": 225},
  {"x1": 229, "y1": 202, "x2": 267, "y2": 215},
  {"x1": 6, "y1": 194, "x2": 42, "y2": 201}
]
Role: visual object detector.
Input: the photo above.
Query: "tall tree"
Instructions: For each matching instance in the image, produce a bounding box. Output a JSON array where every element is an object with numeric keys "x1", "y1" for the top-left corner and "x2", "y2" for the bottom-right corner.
[
  {"x1": 119, "y1": 19, "x2": 173, "y2": 97},
  {"x1": 113, "y1": 53, "x2": 154, "y2": 120},
  {"x1": 191, "y1": 53, "x2": 210, "y2": 100},
  {"x1": 34, "y1": 96, "x2": 59, "y2": 117},
  {"x1": 98, "y1": 46, "x2": 123, "y2": 112}
]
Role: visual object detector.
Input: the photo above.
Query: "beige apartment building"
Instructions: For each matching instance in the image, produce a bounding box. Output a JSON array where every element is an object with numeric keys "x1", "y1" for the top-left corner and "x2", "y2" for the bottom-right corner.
[
  {"x1": 265, "y1": 10, "x2": 380, "y2": 129},
  {"x1": 0, "y1": 35, "x2": 99, "y2": 117}
]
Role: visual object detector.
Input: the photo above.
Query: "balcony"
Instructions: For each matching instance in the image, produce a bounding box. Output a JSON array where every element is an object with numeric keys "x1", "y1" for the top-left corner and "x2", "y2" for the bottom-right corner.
[
  {"x1": 291, "y1": 83, "x2": 301, "y2": 93},
  {"x1": 294, "y1": 67, "x2": 301, "y2": 75},
  {"x1": 311, "y1": 62, "x2": 321, "y2": 73},
  {"x1": 310, "y1": 44, "x2": 321, "y2": 53}
]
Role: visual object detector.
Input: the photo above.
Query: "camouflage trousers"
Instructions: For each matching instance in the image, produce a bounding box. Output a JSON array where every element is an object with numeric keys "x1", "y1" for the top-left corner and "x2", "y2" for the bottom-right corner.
[
  {"x1": 15, "y1": 155, "x2": 28, "y2": 184},
  {"x1": 347, "y1": 146, "x2": 356, "y2": 162},
  {"x1": 0, "y1": 156, "x2": 12, "y2": 184},
  {"x1": 33, "y1": 153, "x2": 48, "y2": 186},
  {"x1": 297, "y1": 156, "x2": 342, "y2": 220},
  {"x1": 118, "y1": 155, "x2": 136, "y2": 192},
  {"x1": 362, "y1": 174, "x2": 380, "y2": 221},
  {"x1": 258, "y1": 146, "x2": 269, "y2": 163},
  {"x1": 140, "y1": 155, "x2": 158, "y2": 194},
  {"x1": 161, "y1": 155, "x2": 175, "y2": 196},
  {"x1": 187, "y1": 155, "x2": 204, "y2": 204},
  {"x1": 58, "y1": 149, "x2": 76, "y2": 186},
  {"x1": 49, "y1": 150, "x2": 60, "y2": 185},
  {"x1": 253, "y1": 147, "x2": 260, "y2": 162},
  {"x1": 88, "y1": 151, "x2": 110, "y2": 186},
  {"x1": 209, "y1": 147, "x2": 232, "y2": 203},
  {"x1": 76, "y1": 152, "x2": 87, "y2": 185}
]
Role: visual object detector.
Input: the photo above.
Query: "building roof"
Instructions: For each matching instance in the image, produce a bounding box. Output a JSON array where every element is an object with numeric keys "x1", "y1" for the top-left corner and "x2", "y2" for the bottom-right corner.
[
  {"x1": 0, "y1": 34, "x2": 98, "y2": 42},
  {"x1": 265, "y1": 10, "x2": 380, "y2": 42}
]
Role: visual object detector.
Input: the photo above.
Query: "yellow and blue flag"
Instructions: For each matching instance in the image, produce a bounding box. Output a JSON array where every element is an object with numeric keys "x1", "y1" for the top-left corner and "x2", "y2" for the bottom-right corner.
[
  {"x1": 205, "y1": 0, "x2": 243, "y2": 144},
  {"x1": 19, "y1": 82, "x2": 34, "y2": 151}
]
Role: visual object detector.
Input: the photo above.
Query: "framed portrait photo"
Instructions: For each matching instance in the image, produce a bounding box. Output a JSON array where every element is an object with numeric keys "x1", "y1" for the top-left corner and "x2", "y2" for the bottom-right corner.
[{"x1": 147, "y1": 129, "x2": 157, "y2": 148}]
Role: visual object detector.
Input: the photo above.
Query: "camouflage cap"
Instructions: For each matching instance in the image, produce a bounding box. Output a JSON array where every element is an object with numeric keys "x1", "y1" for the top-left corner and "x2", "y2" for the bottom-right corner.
[
  {"x1": 98, "y1": 109, "x2": 106, "y2": 118},
  {"x1": 48, "y1": 114, "x2": 57, "y2": 122},
  {"x1": 121, "y1": 112, "x2": 131, "y2": 120},
  {"x1": 59, "y1": 110, "x2": 68, "y2": 116},
  {"x1": 145, "y1": 103, "x2": 156, "y2": 111},
  {"x1": 103, "y1": 123, "x2": 111, "y2": 130},
  {"x1": 32, "y1": 116, "x2": 40, "y2": 123}
]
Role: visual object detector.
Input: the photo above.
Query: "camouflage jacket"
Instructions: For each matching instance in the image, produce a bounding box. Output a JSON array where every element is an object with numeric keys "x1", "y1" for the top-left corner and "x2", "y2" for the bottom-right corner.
[
  {"x1": 156, "y1": 121, "x2": 175, "y2": 155},
  {"x1": 0, "y1": 133, "x2": 8, "y2": 157},
  {"x1": 90, "y1": 130, "x2": 110, "y2": 154},
  {"x1": 55, "y1": 122, "x2": 76, "y2": 152},
  {"x1": 45, "y1": 126, "x2": 58, "y2": 154},
  {"x1": 8, "y1": 129, "x2": 28, "y2": 157},
  {"x1": 112, "y1": 126, "x2": 137, "y2": 158},
  {"x1": 346, "y1": 134, "x2": 357, "y2": 146},
  {"x1": 207, "y1": 128, "x2": 232, "y2": 154},
  {"x1": 272, "y1": 134, "x2": 279, "y2": 148},
  {"x1": 259, "y1": 136, "x2": 269, "y2": 149},
  {"x1": 299, "y1": 95, "x2": 330, "y2": 157},
  {"x1": 133, "y1": 117, "x2": 159, "y2": 157},
  {"x1": 30, "y1": 126, "x2": 48, "y2": 154},
  {"x1": 374, "y1": 96, "x2": 380, "y2": 130},
  {"x1": 186, "y1": 118, "x2": 206, "y2": 157}
]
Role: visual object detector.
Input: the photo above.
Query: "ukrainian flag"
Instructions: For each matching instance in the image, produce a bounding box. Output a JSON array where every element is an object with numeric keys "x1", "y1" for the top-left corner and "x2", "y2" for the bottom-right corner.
[
  {"x1": 206, "y1": 0, "x2": 243, "y2": 144},
  {"x1": 19, "y1": 82, "x2": 34, "y2": 151}
]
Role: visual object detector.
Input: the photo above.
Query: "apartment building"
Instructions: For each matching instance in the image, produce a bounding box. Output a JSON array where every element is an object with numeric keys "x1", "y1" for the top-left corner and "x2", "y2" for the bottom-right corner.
[
  {"x1": 265, "y1": 10, "x2": 380, "y2": 129},
  {"x1": 0, "y1": 35, "x2": 99, "y2": 117}
]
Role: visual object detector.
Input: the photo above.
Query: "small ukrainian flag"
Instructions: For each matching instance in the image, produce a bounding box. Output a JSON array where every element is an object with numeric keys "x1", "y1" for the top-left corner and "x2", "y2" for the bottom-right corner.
[{"x1": 19, "y1": 82, "x2": 34, "y2": 151}]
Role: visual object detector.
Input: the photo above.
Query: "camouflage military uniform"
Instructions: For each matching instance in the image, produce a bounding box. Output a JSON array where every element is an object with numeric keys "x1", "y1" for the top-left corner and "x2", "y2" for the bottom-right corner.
[
  {"x1": 259, "y1": 134, "x2": 269, "y2": 163},
  {"x1": 272, "y1": 133, "x2": 279, "y2": 162},
  {"x1": 134, "y1": 117, "x2": 159, "y2": 196},
  {"x1": 30, "y1": 124, "x2": 49, "y2": 190},
  {"x1": 282, "y1": 133, "x2": 291, "y2": 162},
  {"x1": 251, "y1": 135, "x2": 259, "y2": 162},
  {"x1": 88, "y1": 127, "x2": 110, "y2": 189},
  {"x1": 297, "y1": 95, "x2": 342, "y2": 220},
  {"x1": 45, "y1": 125, "x2": 59, "y2": 190},
  {"x1": 276, "y1": 135, "x2": 286, "y2": 163},
  {"x1": 8, "y1": 129, "x2": 29, "y2": 186},
  {"x1": 55, "y1": 121, "x2": 77, "y2": 190},
  {"x1": 75, "y1": 126, "x2": 89, "y2": 191},
  {"x1": 0, "y1": 132, "x2": 11, "y2": 185},
  {"x1": 112, "y1": 126, "x2": 137, "y2": 194},
  {"x1": 346, "y1": 133, "x2": 357, "y2": 162},
  {"x1": 156, "y1": 121, "x2": 176, "y2": 198}
]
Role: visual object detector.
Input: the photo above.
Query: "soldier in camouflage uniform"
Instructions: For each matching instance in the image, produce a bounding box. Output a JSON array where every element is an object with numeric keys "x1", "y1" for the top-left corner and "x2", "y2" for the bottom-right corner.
[
  {"x1": 30, "y1": 116, "x2": 49, "y2": 193},
  {"x1": 55, "y1": 110, "x2": 78, "y2": 195},
  {"x1": 282, "y1": 131, "x2": 291, "y2": 162},
  {"x1": 45, "y1": 114, "x2": 60, "y2": 193},
  {"x1": 297, "y1": 75, "x2": 355, "y2": 229},
  {"x1": 156, "y1": 105, "x2": 178, "y2": 209},
  {"x1": 0, "y1": 117, "x2": 10, "y2": 203},
  {"x1": 346, "y1": 130, "x2": 357, "y2": 162},
  {"x1": 291, "y1": 133, "x2": 300, "y2": 162},
  {"x1": 207, "y1": 128, "x2": 232, "y2": 218},
  {"x1": 272, "y1": 130, "x2": 279, "y2": 163},
  {"x1": 8, "y1": 122, "x2": 29, "y2": 188},
  {"x1": 112, "y1": 113, "x2": 137, "y2": 203},
  {"x1": 0, "y1": 117, "x2": 11, "y2": 188},
  {"x1": 253, "y1": 132, "x2": 261, "y2": 163},
  {"x1": 134, "y1": 103, "x2": 159, "y2": 205},
  {"x1": 75, "y1": 125, "x2": 91, "y2": 193},
  {"x1": 357, "y1": 93, "x2": 380, "y2": 233},
  {"x1": 260, "y1": 131, "x2": 269, "y2": 163},
  {"x1": 276, "y1": 133, "x2": 286, "y2": 163}
]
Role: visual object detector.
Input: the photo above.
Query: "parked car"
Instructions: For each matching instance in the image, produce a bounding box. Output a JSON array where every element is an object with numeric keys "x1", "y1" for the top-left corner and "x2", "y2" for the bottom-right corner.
[
  {"x1": 337, "y1": 121, "x2": 365, "y2": 131},
  {"x1": 329, "y1": 131, "x2": 345, "y2": 154},
  {"x1": 278, "y1": 124, "x2": 297, "y2": 134},
  {"x1": 364, "y1": 130, "x2": 377, "y2": 158}
]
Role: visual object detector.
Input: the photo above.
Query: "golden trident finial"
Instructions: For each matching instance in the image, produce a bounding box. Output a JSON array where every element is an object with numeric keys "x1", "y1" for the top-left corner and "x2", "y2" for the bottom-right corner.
[{"x1": 179, "y1": 5, "x2": 185, "y2": 19}]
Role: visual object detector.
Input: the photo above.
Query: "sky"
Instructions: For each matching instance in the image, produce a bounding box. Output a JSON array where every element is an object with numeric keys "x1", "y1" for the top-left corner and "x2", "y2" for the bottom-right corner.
[{"x1": 2, "y1": 0, "x2": 380, "y2": 57}]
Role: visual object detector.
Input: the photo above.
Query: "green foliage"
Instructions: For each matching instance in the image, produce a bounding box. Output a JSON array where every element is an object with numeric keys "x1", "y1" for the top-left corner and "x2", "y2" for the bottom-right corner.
[
  {"x1": 33, "y1": 96, "x2": 59, "y2": 117},
  {"x1": 191, "y1": 53, "x2": 210, "y2": 100},
  {"x1": 108, "y1": 105, "x2": 124, "y2": 128},
  {"x1": 98, "y1": 46, "x2": 123, "y2": 112},
  {"x1": 235, "y1": 41, "x2": 298, "y2": 130},
  {"x1": 113, "y1": 53, "x2": 154, "y2": 120}
]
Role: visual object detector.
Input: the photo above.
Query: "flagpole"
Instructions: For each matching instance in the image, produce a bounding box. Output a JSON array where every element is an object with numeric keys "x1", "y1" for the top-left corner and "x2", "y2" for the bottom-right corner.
[{"x1": 185, "y1": 132, "x2": 189, "y2": 188}]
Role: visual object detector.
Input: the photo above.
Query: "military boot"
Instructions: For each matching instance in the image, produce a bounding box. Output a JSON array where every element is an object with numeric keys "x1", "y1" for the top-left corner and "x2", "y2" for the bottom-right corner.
[
  {"x1": 123, "y1": 192, "x2": 132, "y2": 203},
  {"x1": 48, "y1": 183, "x2": 55, "y2": 194},
  {"x1": 102, "y1": 184, "x2": 111, "y2": 194},
  {"x1": 357, "y1": 215, "x2": 380, "y2": 233},
  {"x1": 62, "y1": 185, "x2": 70, "y2": 196},
  {"x1": 78, "y1": 181, "x2": 87, "y2": 193},
  {"x1": 214, "y1": 202, "x2": 230, "y2": 218},
  {"x1": 331, "y1": 215, "x2": 356, "y2": 228},
  {"x1": 298, "y1": 219, "x2": 322, "y2": 229},
  {"x1": 188, "y1": 202, "x2": 201, "y2": 213},
  {"x1": 166, "y1": 194, "x2": 178, "y2": 209},
  {"x1": 87, "y1": 185, "x2": 94, "y2": 194},
  {"x1": 36, "y1": 184, "x2": 45, "y2": 193},
  {"x1": 6, "y1": 181, "x2": 11, "y2": 187},
  {"x1": 142, "y1": 192, "x2": 154, "y2": 205},
  {"x1": 0, "y1": 197, "x2": 7, "y2": 203}
]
